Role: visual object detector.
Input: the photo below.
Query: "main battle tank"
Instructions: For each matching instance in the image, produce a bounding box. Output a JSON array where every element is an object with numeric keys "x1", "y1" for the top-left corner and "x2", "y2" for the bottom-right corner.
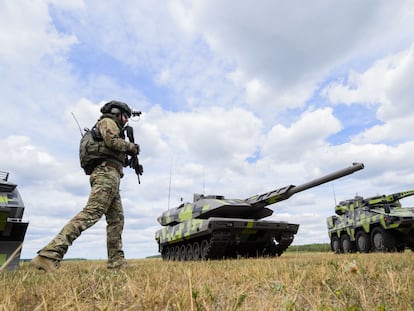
[
  {"x1": 327, "y1": 190, "x2": 414, "y2": 253},
  {"x1": 155, "y1": 163, "x2": 364, "y2": 260},
  {"x1": 0, "y1": 171, "x2": 29, "y2": 270}
]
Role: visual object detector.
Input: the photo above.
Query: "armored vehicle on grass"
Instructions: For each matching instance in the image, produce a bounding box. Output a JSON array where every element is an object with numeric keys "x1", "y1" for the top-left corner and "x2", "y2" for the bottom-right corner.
[
  {"x1": 0, "y1": 171, "x2": 29, "y2": 270},
  {"x1": 155, "y1": 163, "x2": 364, "y2": 261},
  {"x1": 327, "y1": 190, "x2": 414, "y2": 253}
]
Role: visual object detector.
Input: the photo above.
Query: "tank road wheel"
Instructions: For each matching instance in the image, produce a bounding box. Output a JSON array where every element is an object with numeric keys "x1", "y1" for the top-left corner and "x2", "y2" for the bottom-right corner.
[
  {"x1": 331, "y1": 236, "x2": 342, "y2": 254},
  {"x1": 186, "y1": 244, "x2": 194, "y2": 261},
  {"x1": 192, "y1": 242, "x2": 200, "y2": 260},
  {"x1": 180, "y1": 245, "x2": 187, "y2": 261},
  {"x1": 396, "y1": 244, "x2": 405, "y2": 252},
  {"x1": 167, "y1": 247, "x2": 173, "y2": 260},
  {"x1": 200, "y1": 239, "x2": 210, "y2": 260},
  {"x1": 371, "y1": 227, "x2": 396, "y2": 252},
  {"x1": 340, "y1": 234, "x2": 355, "y2": 253},
  {"x1": 162, "y1": 247, "x2": 169, "y2": 260},
  {"x1": 355, "y1": 231, "x2": 371, "y2": 253},
  {"x1": 174, "y1": 245, "x2": 180, "y2": 261}
]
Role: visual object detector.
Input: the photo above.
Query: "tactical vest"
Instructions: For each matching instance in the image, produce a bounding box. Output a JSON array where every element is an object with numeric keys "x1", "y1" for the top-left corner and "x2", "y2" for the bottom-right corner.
[{"x1": 79, "y1": 115, "x2": 125, "y2": 175}]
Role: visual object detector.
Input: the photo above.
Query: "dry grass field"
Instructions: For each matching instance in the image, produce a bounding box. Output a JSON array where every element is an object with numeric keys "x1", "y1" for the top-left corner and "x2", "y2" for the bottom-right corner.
[{"x1": 0, "y1": 251, "x2": 413, "y2": 310}]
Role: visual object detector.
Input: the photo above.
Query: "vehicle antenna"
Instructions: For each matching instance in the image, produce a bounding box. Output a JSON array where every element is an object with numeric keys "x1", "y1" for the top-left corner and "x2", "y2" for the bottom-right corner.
[
  {"x1": 202, "y1": 167, "x2": 205, "y2": 194},
  {"x1": 168, "y1": 157, "x2": 173, "y2": 210},
  {"x1": 332, "y1": 184, "x2": 337, "y2": 206}
]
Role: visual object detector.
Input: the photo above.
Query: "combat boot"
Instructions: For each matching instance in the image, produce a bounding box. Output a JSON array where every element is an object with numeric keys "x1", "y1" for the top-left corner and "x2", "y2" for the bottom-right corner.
[
  {"x1": 30, "y1": 255, "x2": 61, "y2": 272},
  {"x1": 107, "y1": 260, "x2": 128, "y2": 270}
]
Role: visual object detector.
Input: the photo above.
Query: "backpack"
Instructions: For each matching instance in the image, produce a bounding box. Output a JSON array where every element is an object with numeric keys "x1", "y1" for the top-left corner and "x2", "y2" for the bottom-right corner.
[
  {"x1": 79, "y1": 126, "x2": 103, "y2": 175},
  {"x1": 79, "y1": 119, "x2": 126, "y2": 175}
]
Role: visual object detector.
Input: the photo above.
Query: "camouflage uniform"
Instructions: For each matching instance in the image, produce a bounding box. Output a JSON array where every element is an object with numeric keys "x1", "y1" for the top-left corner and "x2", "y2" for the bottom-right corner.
[{"x1": 37, "y1": 116, "x2": 136, "y2": 268}]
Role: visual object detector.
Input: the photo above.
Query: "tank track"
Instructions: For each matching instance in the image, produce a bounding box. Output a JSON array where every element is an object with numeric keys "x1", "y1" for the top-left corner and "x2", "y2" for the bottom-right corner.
[
  {"x1": 160, "y1": 231, "x2": 295, "y2": 261},
  {"x1": 273, "y1": 232, "x2": 295, "y2": 255},
  {"x1": 206, "y1": 231, "x2": 230, "y2": 259}
]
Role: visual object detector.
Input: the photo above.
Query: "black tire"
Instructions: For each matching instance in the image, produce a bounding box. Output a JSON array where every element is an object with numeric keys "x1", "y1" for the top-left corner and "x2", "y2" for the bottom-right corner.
[
  {"x1": 174, "y1": 245, "x2": 180, "y2": 261},
  {"x1": 185, "y1": 243, "x2": 194, "y2": 261},
  {"x1": 192, "y1": 242, "x2": 200, "y2": 260},
  {"x1": 331, "y1": 236, "x2": 342, "y2": 253},
  {"x1": 162, "y1": 247, "x2": 169, "y2": 260},
  {"x1": 180, "y1": 245, "x2": 187, "y2": 261},
  {"x1": 167, "y1": 247, "x2": 173, "y2": 260},
  {"x1": 341, "y1": 234, "x2": 355, "y2": 253},
  {"x1": 200, "y1": 239, "x2": 210, "y2": 260},
  {"x1": 355, "y1": 231, "x2": 371, "y2": 253},
  {"x1": 371, "y1": 227, "x2": 396, "y2": 252},
  {"x1": 396, "y1": 244, "x2": 406, "y2": 252}
]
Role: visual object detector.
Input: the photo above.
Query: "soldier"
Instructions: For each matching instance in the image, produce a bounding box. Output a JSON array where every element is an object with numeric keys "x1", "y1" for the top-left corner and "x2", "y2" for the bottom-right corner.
[{"x1": 30, "y1": 100, "x2": 139, "y2": 272}]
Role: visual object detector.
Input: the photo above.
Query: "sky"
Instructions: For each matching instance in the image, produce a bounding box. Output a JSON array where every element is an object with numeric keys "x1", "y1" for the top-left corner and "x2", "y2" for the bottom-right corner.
[{"x1": 1, "y1": 0, "x2": 414, "y2": 260}]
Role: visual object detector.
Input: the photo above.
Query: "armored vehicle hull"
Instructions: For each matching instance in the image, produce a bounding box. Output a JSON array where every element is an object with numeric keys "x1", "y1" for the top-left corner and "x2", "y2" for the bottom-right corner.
[
  {"x1": 0, "y1": 171, "x2": 29, "y2": 270},
  {"x1": 156, "y1": 217, "x2": 299, "y2": 260},
  {"x1": 156, "y1": 163, "x2": 364, "y2": 260},
  {"x1": 327, "y1": 190, "x2": 414, "y2": 253}
]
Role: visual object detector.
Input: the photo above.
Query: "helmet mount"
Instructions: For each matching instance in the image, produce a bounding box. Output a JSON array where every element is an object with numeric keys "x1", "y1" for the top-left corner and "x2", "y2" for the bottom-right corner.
[{"x1": 100, "y1": 100, "x2": 132, "y2": 118}]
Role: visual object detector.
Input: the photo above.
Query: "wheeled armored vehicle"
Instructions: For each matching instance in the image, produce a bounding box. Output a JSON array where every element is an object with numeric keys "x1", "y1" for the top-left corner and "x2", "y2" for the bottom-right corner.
[
  {"x1": 156, "y1": 163, "x2": 364, "y2": 260},
  {"x1": 0, "y1": 171, "x2": 29, "y2": 270},
  {"x1": 327, "y1": 190, "x2": 414, "y2": 253}
]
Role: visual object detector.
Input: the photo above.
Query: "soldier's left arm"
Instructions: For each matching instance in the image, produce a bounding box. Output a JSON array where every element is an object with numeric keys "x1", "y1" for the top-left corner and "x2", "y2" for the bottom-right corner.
[{"x1": 98, "y1": 118, "x2": 135, "y2": 152}]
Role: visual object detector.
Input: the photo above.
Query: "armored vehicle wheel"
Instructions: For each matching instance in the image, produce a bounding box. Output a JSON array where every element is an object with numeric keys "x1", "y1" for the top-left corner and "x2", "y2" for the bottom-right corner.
[
  {"x1": 162, "y1": 247, "x2": 168, "y2": 260},
  {"x1": 185, "y1": 244, "x2": 193, "y2": 260},
  {"x1": 331, "y1": 236, "x2": 342, "y2": 253},
  {"x1": 192, "y1": 242, "x2": 200, "y2": 260},
  {"x1": 396, "y1": 244, "x2": 405, "y2": 252},
  {"x1": 174, "y1": 245, "x2": 181, "y2": 261},
  {"x1": 355, "y1": 231, "x2": 371, "y2": 253},
  {"x1": 200, "y1": 239, "x2": 210, "y2": 260},
  {"x1": 180, "y1": 245, "x2": 187, "y2": 261},
  {"x1": 371, "y1": 227, "x2": 396, "y2": 252},
  {"x1": 340, "y1": 234, "x2": 355, "y2": 253},
  {"x1": 166, "y1": 247, "x2": 173, "y2": 260}
]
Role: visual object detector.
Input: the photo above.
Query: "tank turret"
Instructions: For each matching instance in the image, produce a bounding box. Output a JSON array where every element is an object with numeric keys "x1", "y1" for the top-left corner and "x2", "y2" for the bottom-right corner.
[
  {"x1": 155, "y1": 163, "x2": 364, "y2": 260},
  {"x1": 0, "y1": 171, "x2": 29, "y2": 270},
  {"x1": 327, "y1": 189, "x2": 414, "y2": 253}
]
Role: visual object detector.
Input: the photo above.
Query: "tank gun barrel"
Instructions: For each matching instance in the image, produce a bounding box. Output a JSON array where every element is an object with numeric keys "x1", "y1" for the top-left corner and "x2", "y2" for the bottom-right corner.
[
  {"x1": 245, "y1": 162, "x2": 364, "y2": 208},
  {"x1": 363, "y1": 189, "x2": 414, "y2": 206}
]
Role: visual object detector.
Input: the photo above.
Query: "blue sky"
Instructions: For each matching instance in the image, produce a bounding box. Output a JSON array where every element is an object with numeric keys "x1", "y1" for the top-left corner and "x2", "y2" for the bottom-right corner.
[{"x1": 2, "y1": 0, "x2": 414, "y2": 260}]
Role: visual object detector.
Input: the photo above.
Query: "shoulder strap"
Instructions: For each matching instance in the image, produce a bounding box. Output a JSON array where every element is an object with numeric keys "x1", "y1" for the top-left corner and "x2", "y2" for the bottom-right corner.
[{"x1": 90, "y1": 123, "x2": 102, "y2": 141}]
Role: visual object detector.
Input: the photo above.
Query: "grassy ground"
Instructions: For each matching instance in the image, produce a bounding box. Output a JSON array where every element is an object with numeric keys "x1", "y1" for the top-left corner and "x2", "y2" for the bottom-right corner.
[{"x1": 0, "y1": 252, "x2": 413, "y2": 310}]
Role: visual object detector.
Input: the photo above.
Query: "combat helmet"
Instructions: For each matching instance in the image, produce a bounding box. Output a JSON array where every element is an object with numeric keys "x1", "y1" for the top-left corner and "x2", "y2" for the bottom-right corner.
[{"x1": 100, "y1": 100, "x2": 132, "y2": 118}]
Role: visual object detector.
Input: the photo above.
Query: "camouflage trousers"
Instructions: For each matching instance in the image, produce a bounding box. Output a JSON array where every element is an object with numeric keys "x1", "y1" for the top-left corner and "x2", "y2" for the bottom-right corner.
[{"x1": 38, "y1": 164, "x2": 126, "y2": 268}]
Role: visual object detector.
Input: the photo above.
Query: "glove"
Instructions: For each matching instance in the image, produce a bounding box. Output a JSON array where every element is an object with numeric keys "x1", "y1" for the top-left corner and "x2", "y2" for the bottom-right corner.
[
  {"x1": 128, "y1": 143, "x2": 140, "y2": 156},
  {"x1": 137, "y1": 164, "x2": 144, "y2": 175},
  {"x1": 129, "y1": 156, "x2": 143, "y2": 175}
]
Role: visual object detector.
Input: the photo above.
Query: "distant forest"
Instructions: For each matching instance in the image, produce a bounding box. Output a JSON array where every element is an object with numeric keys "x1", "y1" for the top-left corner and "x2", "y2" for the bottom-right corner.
[{"x1": 286, "y1": 243, "x2": 331, "y2": 252}]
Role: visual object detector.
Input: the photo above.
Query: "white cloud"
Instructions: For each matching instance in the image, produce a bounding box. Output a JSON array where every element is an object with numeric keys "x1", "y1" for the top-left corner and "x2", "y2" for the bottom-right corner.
[
  {"x1": 0, "y1": 136, "x2": 57, "y2": 174},
  {"x1": 142, "y1": 105, "x2": 262, "y2": 165},
  {"x1": 182, "y1": 0, "x2": 414, "y2": 111},
  {"x1": 262, "y1": 108, "x2": 342, "y2": 162},
  {"x1": 0, "y1": 0, "x2": 77, "y2": 66},
  {"x1": 323, "y1": 44, "x2": 414, "y2": 143}
]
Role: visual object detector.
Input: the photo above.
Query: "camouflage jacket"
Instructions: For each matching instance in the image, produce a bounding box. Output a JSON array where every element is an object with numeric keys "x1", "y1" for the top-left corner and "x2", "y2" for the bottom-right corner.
[{"x1": 79, "y1": 114, "x2": 135, "y2": 175}]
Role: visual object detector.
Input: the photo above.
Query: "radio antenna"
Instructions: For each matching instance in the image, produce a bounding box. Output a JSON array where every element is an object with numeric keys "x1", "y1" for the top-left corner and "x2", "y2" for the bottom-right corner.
[
  {"x1": 332, "y1": 184, "x2": 337, "y2": 206},
  {"x1": 71, "y1": 112, "x2": 83, "y2": 136},
  {"x1": 168, "y1": 157, "x2": 173, "y2": 210},
  {"x1": 202, "y1": 167, "x2": 205, "y2": 194}
]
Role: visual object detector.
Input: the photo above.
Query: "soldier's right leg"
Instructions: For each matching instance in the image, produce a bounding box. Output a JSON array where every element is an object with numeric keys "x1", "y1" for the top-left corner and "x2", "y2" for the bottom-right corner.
[
  {"x1": 106, "y1": 192, "x2": 127, "y2": 269},
  {"x1": 32, "y1": 166, "x2": 119, "y2": 270}
]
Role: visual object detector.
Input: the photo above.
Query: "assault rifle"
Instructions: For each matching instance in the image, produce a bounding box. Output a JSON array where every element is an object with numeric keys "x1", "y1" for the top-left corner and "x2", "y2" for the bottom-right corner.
[{"x1": 124, "y1": 125, "x2": 143, "y2": 184}]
